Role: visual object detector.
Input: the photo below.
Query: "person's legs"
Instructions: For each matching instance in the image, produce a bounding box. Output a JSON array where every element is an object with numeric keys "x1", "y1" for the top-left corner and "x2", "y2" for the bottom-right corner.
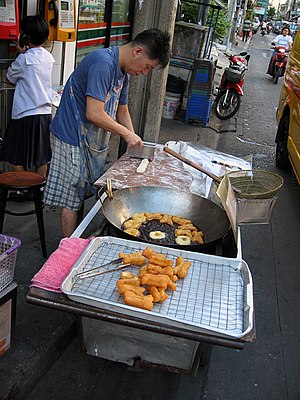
[
  {"x1": 61, "y1": 208, "x2": 79, "y2": 237},
  {"x1": 242, "y1": 31, "x2": 246, "y2": 41},
  {"x1": 44, "y1": 134, "x2": 83, "y2": 238}
]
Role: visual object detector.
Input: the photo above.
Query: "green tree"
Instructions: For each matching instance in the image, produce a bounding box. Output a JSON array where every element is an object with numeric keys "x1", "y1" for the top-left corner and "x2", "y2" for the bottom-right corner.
[
  {"x1": 181, "y1": 2, "x2": 198, "y2": 23},
  {"x1": 267, "y1": 6, "x2": 276, "y2": 19},
  {"x1": 181, "y1": 1, "x2": 231, "y2": 39}
]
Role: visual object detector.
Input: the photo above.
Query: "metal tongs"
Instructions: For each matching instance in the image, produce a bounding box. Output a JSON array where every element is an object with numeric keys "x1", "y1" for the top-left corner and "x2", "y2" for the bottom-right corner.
[{"x1": 75, "y1": 258, "x2": 130, "y2": 280}]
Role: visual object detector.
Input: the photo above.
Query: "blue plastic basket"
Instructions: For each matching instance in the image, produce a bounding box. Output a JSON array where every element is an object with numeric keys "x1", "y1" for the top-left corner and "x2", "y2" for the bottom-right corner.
[{"x1": 0, "y1": 235, "x2": 21, "y2": 292}]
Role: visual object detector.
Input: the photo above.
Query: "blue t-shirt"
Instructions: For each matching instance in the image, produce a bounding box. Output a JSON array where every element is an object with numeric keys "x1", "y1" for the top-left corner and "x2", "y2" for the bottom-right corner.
[{"x1": 50, "y1": 46, "x2": 129, "y2": 145}]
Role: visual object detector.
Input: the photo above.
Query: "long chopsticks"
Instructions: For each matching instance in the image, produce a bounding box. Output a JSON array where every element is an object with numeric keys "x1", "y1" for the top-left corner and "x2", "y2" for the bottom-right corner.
[
  {"x1": 78, "y1": 263, "x2": 131, "y2": 280},
  {"x1": 75, "y1": 258, "x2": 122, "y2": 278},
  {"x1": 164, "y1": 146, "x2": 241, "y2": 194}
]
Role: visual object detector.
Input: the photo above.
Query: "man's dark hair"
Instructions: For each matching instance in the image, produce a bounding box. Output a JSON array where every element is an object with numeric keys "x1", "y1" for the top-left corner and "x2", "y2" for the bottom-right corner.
[
  {"x1": 21, "y1": 15, "x2": 49, "y2": 45},
  {"x1": 131, "y1": 29, "x2": 171, "y2": 68}
]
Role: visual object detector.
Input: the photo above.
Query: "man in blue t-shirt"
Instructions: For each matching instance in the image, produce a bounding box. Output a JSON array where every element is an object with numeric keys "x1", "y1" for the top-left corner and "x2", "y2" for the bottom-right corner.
[{"x1": 44, "y1": 29, "x2": 171, "y2": 237}]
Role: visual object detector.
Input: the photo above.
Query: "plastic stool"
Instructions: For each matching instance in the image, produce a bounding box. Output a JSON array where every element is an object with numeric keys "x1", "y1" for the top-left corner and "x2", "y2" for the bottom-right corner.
[{"x1": 0, "y1": 171, "x2": 47, "y2": 258}]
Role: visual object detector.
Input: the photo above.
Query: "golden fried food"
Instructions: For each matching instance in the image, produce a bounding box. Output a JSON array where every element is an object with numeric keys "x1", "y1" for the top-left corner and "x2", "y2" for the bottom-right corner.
[
  {"x1": 178, "y1": 224, "x2": 197, "y2": 231},
  {"x1": 175, "y1": 236, "x2": 191, "y2": 246},
  {"x1": 117, "y1": 284, "x2": 146, "y2": 296},
  {"x1": 116, "y1": 246, "x2": 192, "y2": 311},
  {"x1": 139, "y1": 265, "x2": 148, "y2": 278},
  {"x1": 141, "y1": 274, "x2": 170, "y2": 290},
  {"x1": 158, "y1": 288, "x2": 169, "y2": 302},
  {"x1": 123, "y1": 219, "x2": 141, "y2": 230},
  {"x1": 172, "y1": 216, "x2": 192, "y2": 225},
  {"x1": 119, "y1": 251, "x2": 147, "y2": 266},
  {"x1": 145, "y1": 212, "x2": 163, "y2": 221},
  {"x1": 147, "y1": 264, "x2": 174, "y2": 279},
  {"x1": 177, "y1": 261, "x2": 191, "y2": 279},
  {"x1": 123, "y1": 228, "x2": 140, "y2": 237},
  {"x1": 175, "y1": 229, "x2": 193, "y2": 238},
  {"x1": 148, "y1": 256, "x2": 173, "y2": 268},
  {"x1": 142, "y1": 247, "x2": 166, "y2": 260},
  {"x1": 173, "y1": 256, "x2": 184, "y2": 275},
  {"x1": 123, "y1": 292, "x2": 154, "y2": 311},
  {"x1": 167, "y1": 280, "x2": 176, "y2": 291},
  {"x1": 192, "y1": 231, "x2": 204, "y2": 244},
  {"x1": 131, "y1": 213, "x2": 146, "y2": 223},
  {"x1": 120, "y1": 271, "x2": 136, "y2": 279},
  {"x1": 116, "y1": 277, "x2": 141, "y2": 288},
  {"x1": 148, "y1": 286, "x2": 161, "y2": 302},
  {"x1": 159, "y1": 214, "x2": 173, "y2": 226},
  {"x1": 149, "y1": 231, "x2": 166, "y2": 240},
  {"x1": 173, "y1": 256, "x2": 191, "y2": 278}
]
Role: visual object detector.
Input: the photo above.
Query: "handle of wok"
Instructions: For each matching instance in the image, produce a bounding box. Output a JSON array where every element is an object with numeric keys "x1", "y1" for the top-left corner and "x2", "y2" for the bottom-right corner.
[{"x1": 163, "y1": 146, "x2": 222, "y2": 184}]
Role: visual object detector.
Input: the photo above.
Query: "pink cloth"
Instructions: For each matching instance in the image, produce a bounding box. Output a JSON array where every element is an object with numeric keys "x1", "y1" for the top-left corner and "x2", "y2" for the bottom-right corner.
[{"x1": 31, "y1": 237, "x2": 93, "y2": 293}]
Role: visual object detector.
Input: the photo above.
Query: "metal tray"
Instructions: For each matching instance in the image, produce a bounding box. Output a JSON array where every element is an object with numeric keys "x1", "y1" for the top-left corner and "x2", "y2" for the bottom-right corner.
[{"x1": 61, "y1": 237, "x2": 254, "y2": 339}]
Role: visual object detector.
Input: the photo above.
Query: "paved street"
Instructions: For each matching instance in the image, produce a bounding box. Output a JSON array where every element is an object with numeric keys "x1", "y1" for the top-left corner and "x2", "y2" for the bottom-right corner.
[{"x1": 1, "y1": 32, "x2": 300, "y2": 400}]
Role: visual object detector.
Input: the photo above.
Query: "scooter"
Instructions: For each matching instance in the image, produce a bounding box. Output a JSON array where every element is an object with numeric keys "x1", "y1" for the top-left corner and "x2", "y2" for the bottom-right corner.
[
  {"x1": 215, "y1": 51, "x2": 250, "y2": 120},
  {"x1": 268, "y1": 45, "x2": 289, "y2": 84},
  {"x1": 261, "y1": 27, "x2": 267, "y2": 36}
]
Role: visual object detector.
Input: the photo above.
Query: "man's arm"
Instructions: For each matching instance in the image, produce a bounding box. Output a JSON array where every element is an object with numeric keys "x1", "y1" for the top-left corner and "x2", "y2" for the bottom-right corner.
[
  {"x1": 86, "y1": 96, "x2": 142, "y2": 148},
  {"x1": 116, "y1": 104, "x2": 135, "y2": 132}
]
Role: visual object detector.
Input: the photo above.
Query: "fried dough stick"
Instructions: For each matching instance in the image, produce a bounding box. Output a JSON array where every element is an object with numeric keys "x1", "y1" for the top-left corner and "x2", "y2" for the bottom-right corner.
[
  {"x1": 123, "y1": 292, "x2": 154, "y2": 311},
  {"x1": 141, "y1": 274, "x2": 176, "y2": 291},
  {"x1": 116, "y1": 277, "x2": 141, "y2": 289},
  {"x1": 117, "y1": 284, "x2": 146, "y2": 296},
  {"x1": 147, "y1": 264, "x2": 174, "y2": 279},
  {"x1": 142, "y1": 247, "x2": 167, "y2": 260},
  {"x1": 148, "y1": 256, "x2": 174, "y2": 268},
  {"x1": 148, "y1": 286, "x2": 169, "y2": 302},
  {"x1": 118, "y1": 251, "x2": 147, "y2": 266},
  {"x1": 173, "y1": 256, "x2": 191, "y2": 278}
]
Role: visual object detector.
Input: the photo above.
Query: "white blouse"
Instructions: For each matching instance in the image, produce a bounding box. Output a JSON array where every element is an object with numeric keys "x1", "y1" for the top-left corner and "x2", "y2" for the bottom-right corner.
[{"x1": 7, "y1": 47, "x2": 55, "y2": 119}]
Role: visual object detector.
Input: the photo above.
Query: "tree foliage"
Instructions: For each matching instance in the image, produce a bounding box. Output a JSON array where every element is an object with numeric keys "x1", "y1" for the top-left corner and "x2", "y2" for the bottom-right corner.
[
  {"x1": 267, "y1": 6, "x2": 276, "y2": 19},
  {"x1": 181, "y1": 1, "x2": 231, "y2": 39}
]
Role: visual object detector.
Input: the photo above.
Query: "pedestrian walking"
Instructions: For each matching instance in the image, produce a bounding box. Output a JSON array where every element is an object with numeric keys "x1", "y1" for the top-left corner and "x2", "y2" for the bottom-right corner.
[
  {"x1": 44, "y1": 29, "x2": 171, "y2": 237},
  {"x1": 0, "y1": 15, "x2": 54, "y2": 201},
  {"x1": 242, "y1": 19, "x2": 252, "y2": 42}
]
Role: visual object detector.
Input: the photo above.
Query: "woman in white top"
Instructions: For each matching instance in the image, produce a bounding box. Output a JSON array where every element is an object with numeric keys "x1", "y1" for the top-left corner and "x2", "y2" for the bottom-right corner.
[
  {"x1": 273, "y1": 26, "x2": 293, "y2": 50},
  {"x1": 267, "y1": 26, "x2": 293, "y2": 75},
  {"x1": 0, "y1": 15, "x2": 55, "y2": 182}
]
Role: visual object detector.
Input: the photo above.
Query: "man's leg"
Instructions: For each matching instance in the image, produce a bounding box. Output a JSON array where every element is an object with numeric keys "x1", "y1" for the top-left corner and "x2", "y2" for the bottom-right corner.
[{"x1": 61, "y1": 208, "x2": 79, "y2": 237}]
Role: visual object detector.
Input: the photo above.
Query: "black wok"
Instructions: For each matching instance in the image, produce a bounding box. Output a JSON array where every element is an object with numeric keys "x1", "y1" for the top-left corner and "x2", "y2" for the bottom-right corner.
[{"x1": 101, "y1": 186, "x2": 232, "y2": 253}]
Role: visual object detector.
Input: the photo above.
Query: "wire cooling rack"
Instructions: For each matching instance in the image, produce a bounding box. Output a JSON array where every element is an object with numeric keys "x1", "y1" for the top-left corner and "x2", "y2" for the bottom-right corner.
[{"x1": 62, "y1": 237, "x2": 253, "y2": 339}]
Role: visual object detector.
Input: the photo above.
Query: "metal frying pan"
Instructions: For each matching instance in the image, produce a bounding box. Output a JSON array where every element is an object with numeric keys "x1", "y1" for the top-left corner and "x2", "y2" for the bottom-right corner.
[{"x1": 101, "y1": 186, "x2": 231, "y2": 251}]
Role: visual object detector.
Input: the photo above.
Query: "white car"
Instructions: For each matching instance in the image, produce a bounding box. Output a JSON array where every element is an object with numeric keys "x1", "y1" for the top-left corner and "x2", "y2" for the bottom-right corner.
[{"x1": 252, "y1": 17, "x2": 260, "y2": 33}]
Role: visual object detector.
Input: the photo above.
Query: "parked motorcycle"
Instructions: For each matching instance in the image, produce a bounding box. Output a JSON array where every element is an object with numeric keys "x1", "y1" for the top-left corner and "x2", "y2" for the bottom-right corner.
[
  {"x1": 215, "y1": 51, "x2": 250, "y2": 120},
  {"x1": 268, "y1": 45, "x2": 289, "y2": 84}
]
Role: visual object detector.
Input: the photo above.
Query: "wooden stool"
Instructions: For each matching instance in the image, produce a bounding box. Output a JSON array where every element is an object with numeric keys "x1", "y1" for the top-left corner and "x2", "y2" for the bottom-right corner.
[{"x1": 0, "y1": 171, "x2": 47, "y2": 258}]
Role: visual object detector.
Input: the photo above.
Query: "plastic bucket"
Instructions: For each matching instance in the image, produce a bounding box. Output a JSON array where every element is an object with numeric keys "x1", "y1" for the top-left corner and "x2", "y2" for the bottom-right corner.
[{"x1": 162, "y1": 94, "x2": 180, "y2": 119}]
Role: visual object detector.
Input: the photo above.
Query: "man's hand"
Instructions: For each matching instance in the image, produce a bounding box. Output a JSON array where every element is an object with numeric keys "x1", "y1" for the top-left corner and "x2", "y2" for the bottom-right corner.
[{"x1": 123, "y1": 130, "x2": 144, "y2": 149}]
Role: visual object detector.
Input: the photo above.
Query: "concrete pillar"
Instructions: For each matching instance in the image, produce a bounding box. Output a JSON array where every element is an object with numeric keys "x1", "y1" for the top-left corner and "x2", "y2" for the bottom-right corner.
[{"x1": 128, "y1": 0, "x2": 178, "y2": 143}]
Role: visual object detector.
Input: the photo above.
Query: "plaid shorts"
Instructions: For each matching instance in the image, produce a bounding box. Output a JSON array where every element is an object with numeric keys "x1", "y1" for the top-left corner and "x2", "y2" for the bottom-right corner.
[{"x1": 44, "y1": 134, "x2": 83, "y2": 211}]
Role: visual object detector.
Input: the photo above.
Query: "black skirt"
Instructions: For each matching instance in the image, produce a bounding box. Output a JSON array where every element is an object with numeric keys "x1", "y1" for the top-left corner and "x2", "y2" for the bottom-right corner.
[{"x1": 0, "y1": 114, "x2": 52, "y2": 168}]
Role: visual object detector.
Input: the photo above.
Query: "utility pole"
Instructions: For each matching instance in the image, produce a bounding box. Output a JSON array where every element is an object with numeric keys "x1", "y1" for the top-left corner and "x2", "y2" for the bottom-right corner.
[
  {"x1": 226, "y1": 0, "x2": 238, "y2": 48},
  {"x1": 230, "y1": 0, "x2": 242, "y2": 44}
]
